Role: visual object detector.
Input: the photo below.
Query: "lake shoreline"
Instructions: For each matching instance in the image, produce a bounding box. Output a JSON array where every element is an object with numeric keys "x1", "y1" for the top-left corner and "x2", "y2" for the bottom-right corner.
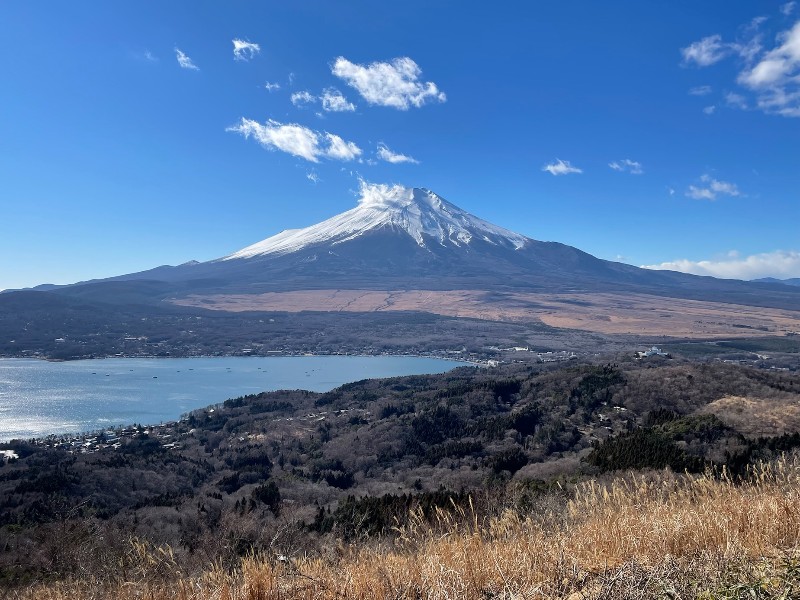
[
  {"x1": 17, "y1": 350, "x2": 482, "y2": 366},
  {"x1": 0, "y1": 355, "x2": 469, "y2": 443}
]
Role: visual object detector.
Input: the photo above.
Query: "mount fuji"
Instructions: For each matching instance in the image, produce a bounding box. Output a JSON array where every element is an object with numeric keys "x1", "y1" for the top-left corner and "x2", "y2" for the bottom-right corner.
[
  {"x1": 11, "y1": 183, "x2": 800, "y2": 324},
  {"x1": 226, "y1": 184, "x2": 529, "y2": 260},
  {"x1": 193, "y1": 182, "x2": 626, "y2": 290}
]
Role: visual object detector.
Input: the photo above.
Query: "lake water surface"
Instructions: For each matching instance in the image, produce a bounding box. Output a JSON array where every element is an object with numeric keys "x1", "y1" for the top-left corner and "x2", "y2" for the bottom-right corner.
[{"x1": 0, "y1": 356, "x2": 465, "y2": 441}]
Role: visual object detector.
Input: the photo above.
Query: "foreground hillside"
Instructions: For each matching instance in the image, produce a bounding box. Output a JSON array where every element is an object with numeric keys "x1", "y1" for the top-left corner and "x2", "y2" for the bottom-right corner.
[
  {"x1": 8, "y1": 459, "x2": 800, "y2": 598},
  {"x1": 2, "y1": 358, "x2": 800, "y2": 597}
]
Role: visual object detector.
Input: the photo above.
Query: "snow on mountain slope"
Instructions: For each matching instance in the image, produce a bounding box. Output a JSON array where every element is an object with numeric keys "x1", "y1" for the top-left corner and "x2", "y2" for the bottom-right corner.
[{"x1": 222, "y1": 183, "x2": 529, "y2": 260}]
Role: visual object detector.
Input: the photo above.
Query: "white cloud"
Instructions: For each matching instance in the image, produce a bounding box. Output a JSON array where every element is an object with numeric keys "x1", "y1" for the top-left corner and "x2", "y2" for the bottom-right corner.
[
  {"x1": 689, "y1": 85, "x2": 713, "y2": 95},
  {"x1": 175, "y1": 48, "x2": 199, "y2": 71},
  {"x1": 681, "y1": 35, "x2": 730, "y2": 66},
  {"x1": 642, "y1": 250, "x2": 800, "y2": 280},
  {"x1": 356, "y1": 180, "x2": 413, "y2": 206},
  {"x1": 377, "y1": 143, "x2": 419, "y2": 164},
  {"x1": 738, "y1": 21, "x2": 800, "y2": 88},
  {"x1": 686, "y1": 174, "x2": 740, "y2": 200},
  {"x1": 686, "y1": 186, "x2": 716, "y2": 200},
  {"x1": 324, "y1": 133, "x2": 362, "y2": 161},
  {"x1": 143, "y1": 50, "x2": 157, "y2": 62},
  {"x1": 226, "y1": 118, "x2": 362, "y2": 163},
  {"x1": 232, "y1": 39, "x2": 260, "y2": 61},
  {"x1": 609, "y1": 159, "x2": 643, "y2": 174},
  {"x1": 681, "y1": 23, "x2": 764, "y2": 69},
  {"x1": 725, "y1": 92, "x2": 749, "y2": 109},
  {"x1": 755, "y1": 87, "x2": 800, "y2": 117},
  {"x1": 682, "y1": 18, "x2": 800, "y2": 117},
  {"x1": 306, "y1": 171, "x2": 320, "y2": 184},
  {"x1": 289, "y1": 88, "x2": 356, "y2": 112},
  {"x1": 331, "y1": 56, "x2": 446, "y2": 110},
  {"x1": 542, "y1": 159, "x2": 582, "y2": 176},
  {"x1": 321, "y1": 88, "x2": 355, "y2": 112},
  {"x1": 682, "y1": 22, "x2": 766, "y2": 67},
  {"x1": 782, "y1": 2, "x2": 796, "y2": 16},
  {"x1": 291, "y1": 91, "x2": 317, "y2": 106},
  {"x1": 733, "y1": 35, "x2": 765, "y2": 64},
  {"x1": 264, "y1": 81, "x2": 281, "y2": 92},
  {"x1": 703, "y1": 105, "x2": 717, "y2": 115}
]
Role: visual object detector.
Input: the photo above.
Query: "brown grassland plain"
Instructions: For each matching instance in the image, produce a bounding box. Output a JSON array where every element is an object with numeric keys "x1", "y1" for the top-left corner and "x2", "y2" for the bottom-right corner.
[
  {"x1": 170, "y1": 289, "x2": 800, "y2": 339},
  {"x1": 13, "y1": 456, "x2": 800, "y2": 600}
]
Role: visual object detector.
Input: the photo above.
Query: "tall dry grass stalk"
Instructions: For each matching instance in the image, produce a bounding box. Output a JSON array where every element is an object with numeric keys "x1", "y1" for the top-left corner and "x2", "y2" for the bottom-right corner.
[{"x1": 11, "y1": 457, "x2": 800, "y2": 599}]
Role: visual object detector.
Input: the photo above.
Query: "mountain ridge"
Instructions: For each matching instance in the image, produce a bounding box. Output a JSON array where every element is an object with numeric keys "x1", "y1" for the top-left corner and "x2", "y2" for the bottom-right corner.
[{"x1": 754, "y1": 277, "x2": 800, "y2": 287}]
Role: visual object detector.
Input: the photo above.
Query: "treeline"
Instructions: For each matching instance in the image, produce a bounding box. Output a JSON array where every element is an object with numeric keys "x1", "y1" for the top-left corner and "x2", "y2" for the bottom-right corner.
[{"x1": 0, "y1": 291, "x2": 575, "y2": 360}]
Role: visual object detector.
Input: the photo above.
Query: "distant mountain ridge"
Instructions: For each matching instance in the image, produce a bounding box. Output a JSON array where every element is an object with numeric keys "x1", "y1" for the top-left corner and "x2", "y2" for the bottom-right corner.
[{"x1": 753, "y1": 277, "x2": 800, "y2": 287}]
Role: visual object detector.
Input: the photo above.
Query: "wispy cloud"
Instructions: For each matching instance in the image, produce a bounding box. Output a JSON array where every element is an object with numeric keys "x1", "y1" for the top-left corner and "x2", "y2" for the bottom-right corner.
[
  {"x1": 226, "y1": 118, "x2": 362, "y2": 163},
  {"x1": 377, "y1": 143, "x2": 419, "y2": 164},
  {"x1": 737, "y1": 20, "x2": 800, "y2": 116},
  {"x1": 288, "y1": 88, "x2": 356, "y2": 112},
  {"x1": 131, "y1": 49, "x2": 158, "y2": 63},
  {"x1": 290, "y1": 91, "x2": 317, "y2": 107},
  {"x1": 642, "y1": 250, "x2": 800, "y2": 280},
  {"x1": 681, "y1": 35, "x2": 730, "y2": 66},
  {"x1": 175, "y1": 48, "x2": 199, "y2": 71},
  {"x1": 232, "y1": 39, "x2": 260, "y2": 61},
  {"x1": 689, "y1": 85, "x2": 713, "y2": 95},
  {"x1": 325, "y1": 133, "x2": 362, "y2": 160},
  {"x1": 681, "y1": 15, "x2": 800, "y2": 117},
  {"x1": 356, "y1": 180, "x2": 413, "y2": 206},
  {"x1": 754, "y1": 86, "x2": 800, "y2": 116},
  {"x1": 321, "y1": 88, "x2": 355, "y2": 112},
  {"x1": 703, "y1": 105, "x2": 717, "y2": 115},
  {"x1": 725, "y1": 92, "x2": 749, "y2": 110},
  {"x1": 738, "y1": 21, "x2": 800, "y2": 88},
  {"x1": 306, "y1": 171, "x2": 320, "y2": 184},
  {"x1": 331, "y1": 56, "x2": 446, "y2": 110},
  {"x1": 681, "y1": 20, "x2": 768, "y2": 68},
  {"x1": 686, "y1": 174, "x2": 740, "y2": 200},
  {"x1": 609, "y1": 159, "x2": 643, "y2": 174},
  {"x1": 542, "y1": 159, "x2": 582, "y2": 176},
  {"x1": 264, "y1": 81, "x2": 281, "y2": 92}
]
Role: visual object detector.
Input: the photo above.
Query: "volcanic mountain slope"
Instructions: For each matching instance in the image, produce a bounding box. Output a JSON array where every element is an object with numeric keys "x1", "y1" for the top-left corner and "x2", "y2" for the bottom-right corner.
[
  {"x1": 91, "y1": 183, "x2": 636, "y2": 293},
  {"x1": 45, "y1": 183, "x2": 800, "y2": 315}
]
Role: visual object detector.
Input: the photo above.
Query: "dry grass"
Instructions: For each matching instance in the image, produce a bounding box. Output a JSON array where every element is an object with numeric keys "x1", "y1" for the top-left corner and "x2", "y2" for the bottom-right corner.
[
  {"x1": 169, "y1": 289, "x2": 800, "y2": 338},
  {"x1": 11, "y1": 458, "x2": 800, "y2": 599},
  {"x1": 699, "y1": 395, "x2": 800, "y2": 438}
]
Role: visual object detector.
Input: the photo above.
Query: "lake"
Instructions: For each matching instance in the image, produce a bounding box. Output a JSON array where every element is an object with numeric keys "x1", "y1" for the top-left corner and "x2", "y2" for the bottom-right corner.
[{"x1": 0, "y1": 356, "x2": 466, "y2": 441}]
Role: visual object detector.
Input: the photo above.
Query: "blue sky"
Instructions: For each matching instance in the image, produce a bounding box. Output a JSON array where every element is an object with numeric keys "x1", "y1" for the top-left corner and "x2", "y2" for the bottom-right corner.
[{"x1": 1, "y1": 0, "x2": 799, "y2": 290}]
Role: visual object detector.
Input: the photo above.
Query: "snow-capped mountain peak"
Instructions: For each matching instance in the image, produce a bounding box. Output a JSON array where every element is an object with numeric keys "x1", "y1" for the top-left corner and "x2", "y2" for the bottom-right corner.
[{"x1": 223, "y1": 183, "x2": 529, "y2": 260}]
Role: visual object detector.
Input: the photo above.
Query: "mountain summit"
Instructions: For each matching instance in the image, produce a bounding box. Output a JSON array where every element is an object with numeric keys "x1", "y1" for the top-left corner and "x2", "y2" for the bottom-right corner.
[
  {"x1": 223, "y1": 184, "x2": 528, "y2": 260},
  {"x1": 198, "y1": 181, "x2": 632, "y2": 291}
]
